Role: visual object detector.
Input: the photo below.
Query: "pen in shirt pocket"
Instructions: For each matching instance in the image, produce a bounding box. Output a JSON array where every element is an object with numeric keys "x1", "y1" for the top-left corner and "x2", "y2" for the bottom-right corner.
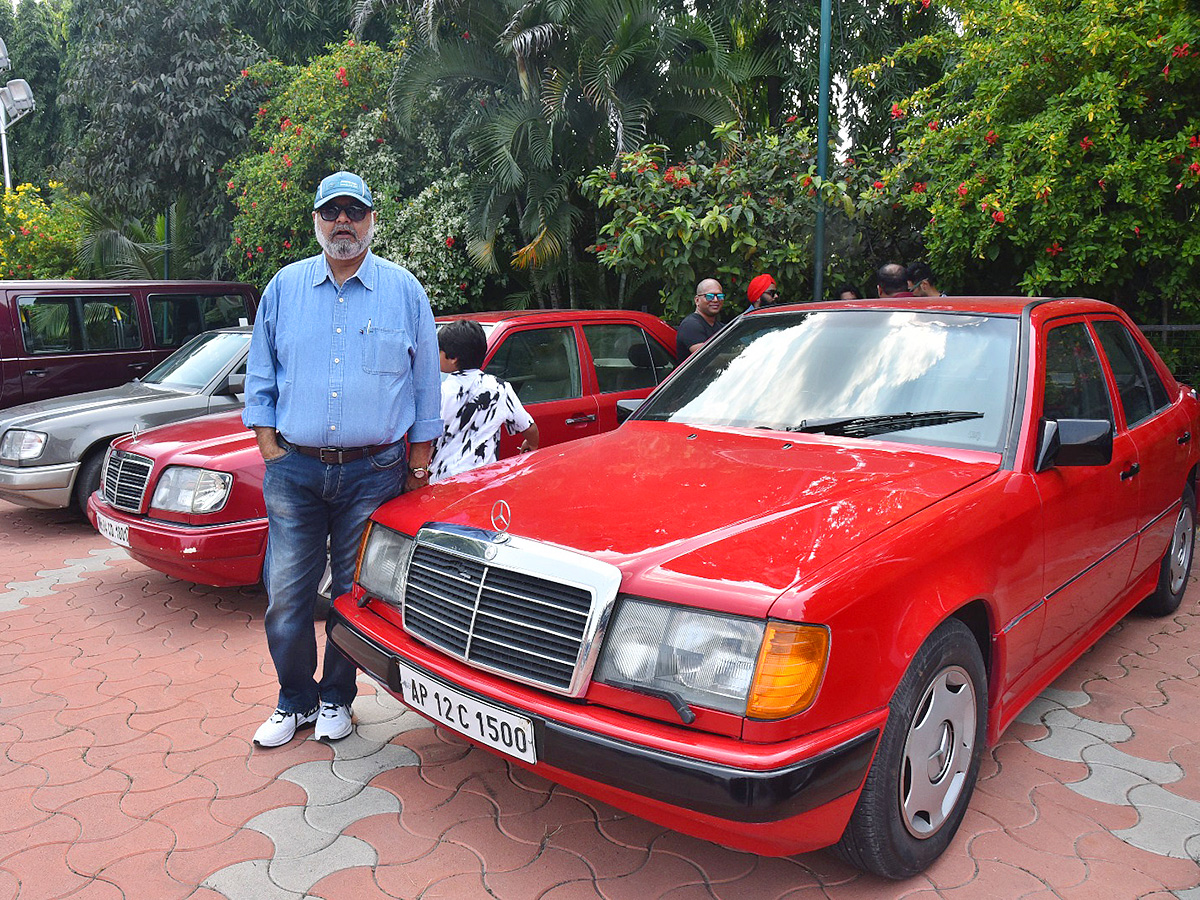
[{"x1": 360, "y1": 318, "x2": 372, "y2": 334}]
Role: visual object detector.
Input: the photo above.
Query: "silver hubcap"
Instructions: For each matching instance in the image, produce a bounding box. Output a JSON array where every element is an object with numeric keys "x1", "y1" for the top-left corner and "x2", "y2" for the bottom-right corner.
[
  {"x1": 1167, "y1": 501, "x2": 1195, "y2": 596},
  {"x1": 900, "y1": 665, "x2": 977, "y2": 839}
]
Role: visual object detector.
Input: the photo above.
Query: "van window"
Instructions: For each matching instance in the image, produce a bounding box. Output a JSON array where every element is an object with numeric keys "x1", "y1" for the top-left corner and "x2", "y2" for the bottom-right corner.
[
  {"x1": 149, "y1": 293, "x2": 251, "y2": 348},
  {"x1": 18, "y1": 294, "x2": 141, "y2": 353}
]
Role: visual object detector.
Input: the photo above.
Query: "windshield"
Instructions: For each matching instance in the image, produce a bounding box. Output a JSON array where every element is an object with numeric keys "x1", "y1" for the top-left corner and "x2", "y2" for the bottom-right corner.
[
  {"x1": 638, "y1": 309, "x2": 1019, "y2": 452},
  {"x1": 142, "y1": 331, "x2": 250, "y2": 390}
]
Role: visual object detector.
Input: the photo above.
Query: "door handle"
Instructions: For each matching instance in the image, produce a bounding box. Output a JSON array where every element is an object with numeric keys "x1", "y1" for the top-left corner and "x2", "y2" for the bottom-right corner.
[
  {"x1": 1179, "y1": 431, "x2": 1192, "y2": 445},
  {"x1": 23, "y1": 368, "x2": 46, "y2": 377},
  {"x1": 1120, "y1": 462, "x2": 1140, "y2": 481},
  {"x1": 128, "y1": 362, "x2": 150, "y2": 372},
  {"x1": 565, "y1": 414, "x2": 597, "y2": 425}
]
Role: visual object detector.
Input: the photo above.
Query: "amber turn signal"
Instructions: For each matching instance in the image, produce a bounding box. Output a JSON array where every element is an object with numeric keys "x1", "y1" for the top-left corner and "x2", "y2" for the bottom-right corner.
[{"x1": 745, "y1": 623, "x2": 830, "y2": 719}]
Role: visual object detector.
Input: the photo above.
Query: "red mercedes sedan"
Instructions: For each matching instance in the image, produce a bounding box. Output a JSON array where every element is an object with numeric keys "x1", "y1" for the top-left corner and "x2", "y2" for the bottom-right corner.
[
  {"x1": 86, "y1": 309, "x2": 677, "y2": 587},
  {"x1": 326, "y1": 297, "x2": 1199, "y2": 878}
]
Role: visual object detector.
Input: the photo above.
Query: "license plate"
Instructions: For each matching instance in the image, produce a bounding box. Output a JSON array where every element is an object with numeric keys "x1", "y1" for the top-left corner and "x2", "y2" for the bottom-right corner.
[
  {"x1": 96, "y1": 512, "x2": 129, "y2": 548},
  {"x1": 394, "y1": 659, "x2": 537, "y2": 763}
]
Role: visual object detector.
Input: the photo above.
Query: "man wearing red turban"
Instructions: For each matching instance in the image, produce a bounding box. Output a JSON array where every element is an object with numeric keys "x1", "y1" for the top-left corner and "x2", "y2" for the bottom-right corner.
[{"x1": 746, "y1": 273, "x2": 779, "y2": 310}]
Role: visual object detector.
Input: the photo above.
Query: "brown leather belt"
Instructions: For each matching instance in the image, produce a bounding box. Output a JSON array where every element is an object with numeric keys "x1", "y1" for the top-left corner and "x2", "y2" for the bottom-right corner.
[{"x1": 288, "y1": 441, "x2": 401, "y2": 464}]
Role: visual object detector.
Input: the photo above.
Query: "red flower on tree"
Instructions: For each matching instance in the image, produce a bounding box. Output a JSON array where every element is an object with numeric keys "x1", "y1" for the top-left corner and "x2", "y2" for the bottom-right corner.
[
  {"x1": 785, "y1": 115, "x2": 797, "y2": 123},
  {"x1": 873, "y1": 180, "x2": 884, "y2": 190},
  {"x1": 890, "y1": 103, "x2": 905, "y2": 119},
  {"x1": 957, "y1": 182, "x2": 969, "y2": 197},
  {"x1": 1079, "y1": 136, "x2": 1094, "y2": 151},
  {"x1": 1046, "y1": 242, "x2": 1063, "y2": 256},
  {"x1": 1189, "y1": 135, "x2": 1200, "y2": 149},
  {"x1": 1191, "y1": 163, "x2": 1200, "y2": 175},
  {"x1": 985, "y1": 130, "x2": 998, "y2": 146},
  {"x1": 928, "y1": 120, "x2": 939, "y2": 131},
  {"x1": 1172, "y1": 43, "x2": 1190, "y2": 57},
  {"x1": 445, "y1": 237, "x2": 455, "y2": 248},
  {"x1": 991, "y1": 209, "x2": 1005, "y2": 223},
  {"x1": 336, "y1": 66, "x2": 350, "y2": 87},
  {"x1": 912, "y1": 181, "x2": 927, "y2": 193}
]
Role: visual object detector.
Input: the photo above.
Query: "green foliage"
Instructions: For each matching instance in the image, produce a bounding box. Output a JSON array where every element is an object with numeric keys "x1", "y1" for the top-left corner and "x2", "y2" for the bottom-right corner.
[
  {"x1": 581, "y1": 124, "x2": 919, "y2": 319},
  {"x1": 0, "y1": 183, "x2": 84, "y2": 279},
  {"x1": 59, "y1": 0, "x2": 263, "y2": 274},
  {"x1": 10, "y1": 0, "x2": 69, "y2": 190},
  {"x1": 876, "y1": 0, "x2": 1200, "y2": 316},
  {"x1": 224, "y1": 41, "x2": 397, "y2": 286}
]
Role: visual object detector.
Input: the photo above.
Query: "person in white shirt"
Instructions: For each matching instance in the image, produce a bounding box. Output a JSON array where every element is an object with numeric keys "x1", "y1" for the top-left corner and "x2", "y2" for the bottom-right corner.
[{"x1": 430, "y1": 319, "x2": 539, "y2": 484}]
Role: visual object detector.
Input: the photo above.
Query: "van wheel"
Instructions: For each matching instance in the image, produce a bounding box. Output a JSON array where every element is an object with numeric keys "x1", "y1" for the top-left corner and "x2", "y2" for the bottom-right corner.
[
  {"x1": 835, "y1": 618, "x2": 986, "y2": 879},
  {"x1": 1137, "y1": 484, "x2": 1195, "y2": 617},
  {"x1": 74, "y1": 450, "x2": 106, "y2": 516}
]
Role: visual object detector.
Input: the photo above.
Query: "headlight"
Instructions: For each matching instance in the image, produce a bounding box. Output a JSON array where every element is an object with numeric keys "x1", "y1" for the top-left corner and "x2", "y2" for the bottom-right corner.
[
  {"x1": 356, "y1": 522, "x2": 415, "y2": 606},
  {"x1": 0, "y1": 429, "x2": 47, "y2": 461},
  {"x1": 596, "y1": 597, "x2": 829, "y2": 719},
  {"x1": 150, "y1": 466, "x2": 233, "y2": 513}
]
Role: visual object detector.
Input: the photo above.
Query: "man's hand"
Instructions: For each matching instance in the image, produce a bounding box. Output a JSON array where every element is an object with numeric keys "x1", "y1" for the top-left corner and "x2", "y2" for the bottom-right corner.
[{"x1": 253, "y1": 426, "x2": 287, "y2": 461}]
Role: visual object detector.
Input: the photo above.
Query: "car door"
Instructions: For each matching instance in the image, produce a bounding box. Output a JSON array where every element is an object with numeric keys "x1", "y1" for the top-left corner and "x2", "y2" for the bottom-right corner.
[
  {"x1": 484, "y1": 325, "x2": 600, "y2": 455},
  {"x1": 1092, "y1": 316, "x2": 1195, "y2": 581},
  {"x1": 1033, "y1": 318, "x2": 1141, "y2": 660},
  {"x1": 580, "y1": 321, "x2": 678, "y2": 432},
  {"x1": 17, "y1": 291, "x2": 147, "y2": 403}
]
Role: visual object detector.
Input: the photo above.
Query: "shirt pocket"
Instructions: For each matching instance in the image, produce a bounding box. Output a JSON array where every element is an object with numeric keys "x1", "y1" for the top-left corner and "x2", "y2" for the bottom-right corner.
[{"x1": 363, "y1": 327, "x2": 412, "y2": 375}]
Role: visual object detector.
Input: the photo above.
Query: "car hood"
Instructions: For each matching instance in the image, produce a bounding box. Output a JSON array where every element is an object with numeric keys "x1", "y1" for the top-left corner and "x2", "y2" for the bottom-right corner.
[
  {"x1": 0, "y1": 382, "x2": 191, "y2": 431},
  {"x1": 113, "y1": 409, "x2": 257, "y2": 469},
  {"x1": 389, "y1": 421, "x2": 1002, "y2": 616}
]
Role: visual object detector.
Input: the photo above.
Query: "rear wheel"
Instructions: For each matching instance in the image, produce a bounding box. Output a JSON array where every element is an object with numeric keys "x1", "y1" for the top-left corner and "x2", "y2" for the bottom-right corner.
[
  {"x1": 1137, "y1": 484, "x2": 1195, "y2": 617},
  {"x1": 73, "y1": 449, "x2": 106, "y2": 516},
  {"x1": 835, "y1": 618, "x2": 986, "y2": 879}
]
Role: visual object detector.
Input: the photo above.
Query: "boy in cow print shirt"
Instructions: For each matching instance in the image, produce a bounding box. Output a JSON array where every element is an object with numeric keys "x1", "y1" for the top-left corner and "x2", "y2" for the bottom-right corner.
[{"x1": 429, "y1": 319, "x2": 540, "y2": 484}]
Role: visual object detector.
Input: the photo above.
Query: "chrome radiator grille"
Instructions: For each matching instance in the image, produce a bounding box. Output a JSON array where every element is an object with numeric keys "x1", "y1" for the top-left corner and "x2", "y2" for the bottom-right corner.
[
  {"x1": 401, "y1": 530, "x2": 617, "y2": 695},
  {"x1": 101, "y1": 450, "x2": 153, "y2": 512}
]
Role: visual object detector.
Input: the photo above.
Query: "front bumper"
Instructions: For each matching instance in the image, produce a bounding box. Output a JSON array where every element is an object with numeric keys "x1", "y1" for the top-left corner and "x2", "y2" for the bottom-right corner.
[
  {"x1": 86, "y1": 494, "x2": 267, "y2": 586},
  {"x1": 0, "y1": 461, "x2": 79, "y2": 509},
  {"x1": 328, "y1": 604, "x2": 879, "y2": 854}
]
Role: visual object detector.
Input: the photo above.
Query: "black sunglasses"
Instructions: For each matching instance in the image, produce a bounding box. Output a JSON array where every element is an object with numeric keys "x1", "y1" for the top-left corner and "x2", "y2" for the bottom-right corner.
[{"x1": 317, "y1": 202, "x2": 370, "y2": 222}]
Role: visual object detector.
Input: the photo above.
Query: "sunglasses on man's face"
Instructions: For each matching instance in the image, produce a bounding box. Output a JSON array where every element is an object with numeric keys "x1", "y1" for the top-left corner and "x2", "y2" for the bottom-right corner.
[
  {"x1": 700, "y1": 292, "x2": 725, "y2": 301},
  {"x1": 317, "y1": 202, "x2": 370, "y2": 222}
]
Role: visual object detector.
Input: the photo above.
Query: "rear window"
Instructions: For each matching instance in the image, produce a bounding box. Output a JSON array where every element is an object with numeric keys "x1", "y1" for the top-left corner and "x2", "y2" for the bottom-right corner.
[{"x1": 149, "y1": 293, "x2": 252, "y2": 348}]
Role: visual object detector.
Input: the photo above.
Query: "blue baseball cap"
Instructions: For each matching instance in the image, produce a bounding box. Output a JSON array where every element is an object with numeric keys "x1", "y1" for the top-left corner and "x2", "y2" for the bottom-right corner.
[{"x1": 313, "y1": 171, "x2": 373, "y2": 210}]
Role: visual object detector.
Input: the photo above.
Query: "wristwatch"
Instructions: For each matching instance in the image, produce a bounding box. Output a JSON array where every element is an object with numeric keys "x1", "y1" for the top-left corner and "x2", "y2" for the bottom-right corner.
[{"x1": 409, "y1": 465, "x2": 429, "y2": 479}]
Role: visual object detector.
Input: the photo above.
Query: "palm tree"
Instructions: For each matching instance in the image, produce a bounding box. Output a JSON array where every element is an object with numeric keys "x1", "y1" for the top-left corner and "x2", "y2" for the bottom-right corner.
[
  {"x1": 357, "y1": 0, "x2": 765, "y2": 304},
  {"x1": 74, "y1": 197, "x2": 210, "y2": 280}
]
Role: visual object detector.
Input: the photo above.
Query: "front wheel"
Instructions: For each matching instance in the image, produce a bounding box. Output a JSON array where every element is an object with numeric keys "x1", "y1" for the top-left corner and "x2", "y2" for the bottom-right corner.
[
  {"x1": 835, "y1": 618, "x2": 987, "y2": 879},
  {"x1": 1137, "y1": 484, "x2": 1195, "y2": 617}
]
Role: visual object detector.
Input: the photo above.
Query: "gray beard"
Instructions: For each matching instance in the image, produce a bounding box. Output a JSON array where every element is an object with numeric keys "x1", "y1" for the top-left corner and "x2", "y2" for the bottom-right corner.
[{"x1": 315, "y1": 219, "x2": 375, "y2": 260}]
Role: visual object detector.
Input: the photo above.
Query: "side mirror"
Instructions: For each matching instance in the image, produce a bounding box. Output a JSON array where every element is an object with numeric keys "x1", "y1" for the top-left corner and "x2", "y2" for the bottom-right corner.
[
  {"x1": 616, "y1": 398, "x2": 642, "y2": 424},
  {"x1": 1035, "y1": 418, "x2": 1113, "y2": 472},
  {"x1": 223, "y1": 373, "x2": 246, "y2": 396}
]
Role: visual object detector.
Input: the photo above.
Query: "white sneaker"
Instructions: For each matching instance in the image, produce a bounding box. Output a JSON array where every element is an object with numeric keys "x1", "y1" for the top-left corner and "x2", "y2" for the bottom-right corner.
[
  {"x1": 314, "y1": 702, "x2": 353, "y2": 742},
  {"x1": 253, "y1": 706, "x2": 318, "y2": 747}
]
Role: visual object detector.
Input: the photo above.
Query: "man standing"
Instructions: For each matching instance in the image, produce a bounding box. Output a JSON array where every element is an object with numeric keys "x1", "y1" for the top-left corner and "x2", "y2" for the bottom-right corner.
[
  {"x1": 242, "y1": 171, "x2": 441, "y2": 747},
  {"x1": 746, "y1": 273, "x2": 779, "y2": 311},
  {"x1": 676, "y1": 277, "x2": 725, "y2": 358},
  {"x1": 875, "y1": 263, "x2": 915, "y2": 298}
]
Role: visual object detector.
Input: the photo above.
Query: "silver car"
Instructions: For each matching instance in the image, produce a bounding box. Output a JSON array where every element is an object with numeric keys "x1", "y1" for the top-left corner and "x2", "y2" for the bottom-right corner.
[{"x1": 0, "y1": 326, "x2": 250, "y2": 513}]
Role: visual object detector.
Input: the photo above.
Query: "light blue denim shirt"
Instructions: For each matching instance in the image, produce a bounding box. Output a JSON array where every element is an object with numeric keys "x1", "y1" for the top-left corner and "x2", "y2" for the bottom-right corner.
[{"x1": 242, "y1": 250, "x2": 442, "y2": 448}]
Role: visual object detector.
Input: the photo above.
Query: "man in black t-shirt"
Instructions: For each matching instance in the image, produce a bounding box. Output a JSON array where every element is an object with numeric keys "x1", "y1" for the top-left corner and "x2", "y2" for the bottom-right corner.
[{"x1": 676, "y1": 277, "x2": 724, "y2": 358}]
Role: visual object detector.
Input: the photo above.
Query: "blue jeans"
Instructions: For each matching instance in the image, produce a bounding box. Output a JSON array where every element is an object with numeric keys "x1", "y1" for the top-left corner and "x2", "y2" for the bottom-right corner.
[{"x1": 261, "y1": 441, "x2": 407, "y2": 713}]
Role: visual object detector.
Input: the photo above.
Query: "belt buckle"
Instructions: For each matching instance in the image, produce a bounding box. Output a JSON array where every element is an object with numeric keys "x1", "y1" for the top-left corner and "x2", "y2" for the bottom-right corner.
[{"x1": 318, "y1": 447, "x2": 343, "y2": 464}]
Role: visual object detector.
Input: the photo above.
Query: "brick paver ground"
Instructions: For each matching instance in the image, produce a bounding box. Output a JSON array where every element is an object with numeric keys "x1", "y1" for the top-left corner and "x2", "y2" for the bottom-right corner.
[{"x1": 1, "y1": 499, "x2": 1198, "y2": 899}]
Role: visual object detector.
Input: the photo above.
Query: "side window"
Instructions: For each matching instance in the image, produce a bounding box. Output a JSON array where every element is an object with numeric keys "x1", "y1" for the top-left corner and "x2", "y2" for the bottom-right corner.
[
  {"x1": 149, "y1": 293, "x2": 249, "y2": 348},
  {"x1": 485, "y1": 327, "x2": 582, "y2": 403},
  {"x1": 583, "y1": 323, "x2": 676, "y2": 393},
  {"x1": 1093, "y1": 319, "x2": 1170, "y2": 426},
  {"x1": 18, "y1": 294, "x2": 140, "y2": 353},
  {"x1": 1042, "y1": 323, "x2": 1113, "y2": 424}
]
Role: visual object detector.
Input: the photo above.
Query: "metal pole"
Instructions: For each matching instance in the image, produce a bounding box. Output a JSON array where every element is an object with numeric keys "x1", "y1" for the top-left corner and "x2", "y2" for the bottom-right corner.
[
  {"x1": 0, "y1": 105, "x2": 10, "y2": 193},
  {"x1": 812, "y1": 0, "x2": 833, "y2": 302}
]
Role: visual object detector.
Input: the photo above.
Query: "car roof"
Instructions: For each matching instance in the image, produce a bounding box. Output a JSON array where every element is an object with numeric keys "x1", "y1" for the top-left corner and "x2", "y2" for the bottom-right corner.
[
  {"x1": 0, "y1": 279, "x2": 255, "y2": 290},
  {"x1": 757, "y1": 296, "x2": 1122, "y2": 317},
  {"x1": 435, "y1": 309, "x2": 668, "y2": 326}
]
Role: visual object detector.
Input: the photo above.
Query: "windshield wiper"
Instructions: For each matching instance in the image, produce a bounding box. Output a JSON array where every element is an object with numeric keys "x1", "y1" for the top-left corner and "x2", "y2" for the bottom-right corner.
[{"x1": 788, "y1": 410, "x2": 984, "y2": 438}]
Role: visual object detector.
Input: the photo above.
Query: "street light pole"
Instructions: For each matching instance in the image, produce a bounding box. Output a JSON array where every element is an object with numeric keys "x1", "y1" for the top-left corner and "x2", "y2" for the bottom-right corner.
[
  {"x1": 812, "y1": 0, "x2": 833, "y2": 302},
  {"x1": 0, "y1": 78, "x2": 35, "y2": 192}
]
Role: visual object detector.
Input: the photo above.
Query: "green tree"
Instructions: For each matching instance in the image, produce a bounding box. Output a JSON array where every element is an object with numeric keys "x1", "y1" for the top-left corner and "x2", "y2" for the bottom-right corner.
[
  {"x1": 581, "y1": 124, "x2": 920, "y2": 320},
  {"x1": 60, "y1": 0, "x2": 262, "y2": 275},
  {"x1": 364, "y1": 0, "x2": 756, "y2": 306},
  {"x1": 8, "y1": 0, "x2": 67, "y2": 190},
  {"x1": 876, "y1": 0, "x2": 1200, "y2": 319}
]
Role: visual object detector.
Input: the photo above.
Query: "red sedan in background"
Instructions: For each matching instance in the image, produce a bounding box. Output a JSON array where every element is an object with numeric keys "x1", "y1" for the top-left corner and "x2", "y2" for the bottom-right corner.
[
  {"x1": 86, "y1": 309, "x2": 677, "y2": 587},
  {"x1": 326, "y1": 296, "x2": 1199, "y2": 877}
]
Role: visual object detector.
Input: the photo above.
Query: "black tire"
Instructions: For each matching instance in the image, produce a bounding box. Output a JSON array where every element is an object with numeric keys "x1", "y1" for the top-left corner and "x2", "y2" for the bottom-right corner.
[
  {"x1": 835, "y1": 618, "x2": 987, "y2": 879},
  {"x1": 73, "y1": 449, "x2": 106, "y2": 516},
  {"x1": 1137, "y1": 484, "x2": 1195, "y2": 617}
]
